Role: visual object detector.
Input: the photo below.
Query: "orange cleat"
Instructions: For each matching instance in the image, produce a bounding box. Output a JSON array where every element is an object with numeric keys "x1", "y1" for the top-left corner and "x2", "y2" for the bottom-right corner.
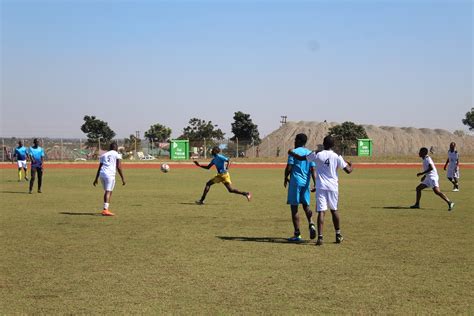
[{"x1": 101, "y1": 209, "x2": 115, "y2": 216}]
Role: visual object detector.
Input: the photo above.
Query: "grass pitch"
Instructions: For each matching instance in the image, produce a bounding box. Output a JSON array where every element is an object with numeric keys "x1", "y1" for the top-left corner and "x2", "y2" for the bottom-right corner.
[{"x1": 1, "y1": 166, "x2": 473, "y2": 314}]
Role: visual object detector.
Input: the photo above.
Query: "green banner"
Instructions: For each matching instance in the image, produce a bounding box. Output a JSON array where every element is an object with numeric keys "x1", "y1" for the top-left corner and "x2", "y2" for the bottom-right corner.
[
  {"x1": 170, "y1": 140, "x2": 189, "y2": 160},
  {"x1": 357, "y1": 139, "x2": 372, "y2": 157}
]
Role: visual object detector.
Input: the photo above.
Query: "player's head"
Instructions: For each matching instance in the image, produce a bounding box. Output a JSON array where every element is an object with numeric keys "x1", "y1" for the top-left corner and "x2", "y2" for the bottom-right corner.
[
  {"x1": 33, "y1": 138, "x2": 39, "y2": 146},
  {"x1": 294, "y1": 133, "x2": 307, "y2": 147},
  {"x1": 449, "y1": 142, "x2": 456, "y2": 151},
  {"x1": 419, "y1": 147, "x2": 428, "y2": 158},
  {"x1": 211, "y1": 146, "x2": 220, "y2": 156},
  {"x1": 323, "y1": 135, "x2": 335, "y2": 150},
  {"x1": 18, "y1": 140, "x2": 23, "y2": 147},
  {"x1": 109, "y1": 142, "x2": 118, "y2": 151}
]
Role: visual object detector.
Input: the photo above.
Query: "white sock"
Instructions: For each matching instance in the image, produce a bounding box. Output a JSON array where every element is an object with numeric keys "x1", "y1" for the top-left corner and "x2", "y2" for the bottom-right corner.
[
  {"x1": 104, "y1": 203, "x2": 109, "y2": 210},
  {"x1": 336, "y1": 230, "x2": 341, "y2": 235}
]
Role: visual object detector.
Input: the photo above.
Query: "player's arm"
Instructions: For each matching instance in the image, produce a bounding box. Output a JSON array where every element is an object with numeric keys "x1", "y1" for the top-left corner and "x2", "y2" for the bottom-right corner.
[
  {"x1": 343, "y1": 160, "x2": 353, "y2": 174},
  {"x1": 193, "y1": 159, "x2": 213, "y2": 169},
  {"x1": 116, "y1": 159, "x2": 126, "y2": 185},
  {"x1": 287, "y1": 149, "x2": 310, "y2": 161},
  {"x1": 310, "y1": 165, "x2": 316, "y2": 192},
  {"x1": 226, "y1": 159, "x2": 231, "y2": 170},
  {"x1": 443, "y1": 158, "x2": 449, "y2": 170},
  {"x1": 284, "y1": 164, "x2": 292, "y2": 188},
  {"x1": 417, "y1": 164, "x2": 433, "y2": 177},
  {"x1": 93, "y1": 163, "x2": 103, "y2": 186}
]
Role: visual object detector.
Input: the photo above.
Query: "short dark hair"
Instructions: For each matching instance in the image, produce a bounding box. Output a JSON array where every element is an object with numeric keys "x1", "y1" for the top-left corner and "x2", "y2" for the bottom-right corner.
[
  {"x1": 212, "y1": 146, "x2": 220, "y2": 153},
  {"x1": 295, "y1": 133, "x2": 308, "y2": 146},
  {"x1": 110, "y1": 142, "x2": 118, "y2": 150},
  {"x1": 323, "y1": 135, "x2": 334, "y2": 149},
  {"x1": 419, "y1": 147, "x2": 428, "y2": 155}
]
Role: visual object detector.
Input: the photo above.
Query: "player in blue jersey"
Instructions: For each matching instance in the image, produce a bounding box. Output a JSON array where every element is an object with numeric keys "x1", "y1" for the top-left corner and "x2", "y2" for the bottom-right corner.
[
  {"x1": 13, "y1": 140, "x2": 29, "y2": 182},
  {"x1": 27, "y1": 138, "x2": 45, "y2": 194},
  {"x1": 284, "y1": 134, "x2": 316, "y2": 242},
  {"x1": 193, "y1": 146, "x2": 251, "y2": 205}
]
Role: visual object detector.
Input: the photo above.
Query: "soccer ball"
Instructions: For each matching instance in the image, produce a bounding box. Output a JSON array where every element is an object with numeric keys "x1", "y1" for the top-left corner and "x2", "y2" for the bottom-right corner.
[{"x1": 160, "y1": 163, "x2": 170, "y2": 173}]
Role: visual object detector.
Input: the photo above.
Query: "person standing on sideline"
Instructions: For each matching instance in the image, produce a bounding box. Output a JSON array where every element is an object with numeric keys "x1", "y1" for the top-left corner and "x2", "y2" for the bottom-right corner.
[
  {"x1": 93, "y1": 143, "x2": 126, "y2": 216},
  {"x1": 443, "y1": 142, "x2": 460, "y2": 191},
  {"x1": 284, "y1": 133, "x2": 316, "y2": 242},
  {"x1": 288, "y1": 135, "x2": 353, "y2": 246},
  {"x1": 13, "y1": 140, "x2": 28, "y2": 182},
  {"x1": 194, "y1": 146, "x2": 251, "y2": 205},
  {"x1": 411, "y1": 147, "x2": 454, "y2": 211},
  {"x1": 27, "y1": 138, "x2": 44, "y2": 194}
]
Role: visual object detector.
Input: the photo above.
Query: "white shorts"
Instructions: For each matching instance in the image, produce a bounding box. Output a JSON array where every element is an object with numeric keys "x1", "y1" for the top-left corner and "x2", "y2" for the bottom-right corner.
[
  {"x1": 447, "y1": 167, "x2": 460, "y2": 179},
  {"x1": 422, "y1": 176, "x2": 439, "y2": 188},
  {"x1": 100, "y1": 175, "x2": 116, "y2": 191},
  {"x1": 17, "y1": 160, "x2": 27, "y2": 169},
  {"x1": 316, "y1": 189, "x2": 339, "y2": 212}
]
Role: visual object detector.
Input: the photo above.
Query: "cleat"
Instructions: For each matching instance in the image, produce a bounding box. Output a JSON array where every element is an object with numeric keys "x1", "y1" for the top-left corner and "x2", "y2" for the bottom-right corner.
[
  {"x1": 37, "y1": 190, "x2": 42, "y2": 193},
  {"x1": 195, "y1": 200, "x2": 204, "y2": 205},
  {"x1": 246, "y1": 192, "x2": 252, "y2": 202},
  {"x1": 28, "y1": 190, "x2": 32, "y2": 194},
  {"x1": 25, "y1": 177, "x2": 29, "y2": 181},
  {"x1": 336, "y1": 234, "x2": 344, "y2": 244},
  {"x1": 309, "y1": 224, "x2": 316, "y2": 240},
  {"x1": 101, "y1": 210, "x2": 115, "y2": 216},
  {"x1": 452, "y1": 188, "x2": 459, "y2": 192},
  {"x1": 316, "y1": 237, "x2": 323, "y2": 246},
  {"x1": 287, "y1": 235, "x2": 303, "y2": 243},
  {"x1": 448, "y1": 202, "x2": 455, "y2": 211},
  {"x1": 410, "y1": 204, "x2": 420, "y2": 209}
]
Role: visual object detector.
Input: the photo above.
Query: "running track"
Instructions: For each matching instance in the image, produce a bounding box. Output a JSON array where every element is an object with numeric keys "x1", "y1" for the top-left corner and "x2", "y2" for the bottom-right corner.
[{"x1": 1, "y1": 163, "x2": 473, "y2": 169}]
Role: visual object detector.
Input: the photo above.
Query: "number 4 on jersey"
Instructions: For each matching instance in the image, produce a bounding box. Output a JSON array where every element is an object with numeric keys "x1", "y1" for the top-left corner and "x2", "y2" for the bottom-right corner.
[{"x1": 324, "y1": 158, "x2": 330, "y2": 166}]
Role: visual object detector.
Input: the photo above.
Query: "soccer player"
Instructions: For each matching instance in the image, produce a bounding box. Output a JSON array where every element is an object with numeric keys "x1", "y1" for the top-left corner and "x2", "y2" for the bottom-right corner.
[
  {"x1": 27, "y1": 138, "x2": 44, "y2": 194},
  {"x1": 13, "y1": 140, "x2": 28, "y2": 182},
  {"x1": 410, "y1": 147, "x2": 454, "y2": 211},
  {"x1": 284, "y1": 133, "x2": 316, "y2": 242},
  {"x1": 193, "y1": 146, "x2": 251, "y2": 205},
  {"x1": 443, "y1": 142, "x2": 460, "y2": 191},
  {"x1": 288, "y1": 135, "x2": 352, "y2": 246},
  {"x1": 93, "y1": 143, "x2": 126, "y2": 216}
]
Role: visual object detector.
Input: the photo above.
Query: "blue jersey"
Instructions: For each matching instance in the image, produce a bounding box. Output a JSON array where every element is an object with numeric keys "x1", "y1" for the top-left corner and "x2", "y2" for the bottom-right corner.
[
  {"x1": 14, "y1": 146, "x2": 28, "y2": 161},
  {"x1": 29, "y1": 146, "x2": 44, "y2": 167},
  {"x1": 288, "y1": 147, "x2": 315, "y2": 187},
  {"x1": 210, "y1": 154, "x2": 229, "y2": 174}
]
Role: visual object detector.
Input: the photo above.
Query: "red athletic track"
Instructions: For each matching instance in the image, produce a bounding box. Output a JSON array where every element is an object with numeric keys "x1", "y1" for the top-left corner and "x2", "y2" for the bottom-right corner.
[{"x1": 1, "y1": 163, "x2": 473, "y2": 169}]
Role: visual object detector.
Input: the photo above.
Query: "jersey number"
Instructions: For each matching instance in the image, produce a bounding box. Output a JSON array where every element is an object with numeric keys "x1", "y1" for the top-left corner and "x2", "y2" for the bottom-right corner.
[{"x1": 324, "y1": 159, "x2": 330, "y2": 166}]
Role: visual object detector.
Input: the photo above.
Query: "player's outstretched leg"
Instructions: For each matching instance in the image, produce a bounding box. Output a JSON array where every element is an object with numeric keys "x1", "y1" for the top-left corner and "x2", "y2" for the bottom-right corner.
[
  {"x1": 411, "y1": 184, "x2": 427, "y2": 208},
  {"x1": 29, "y1": 168, "x2": 36, "y2": 194},
  {"x1": 316, "y1": 211, "x2": 325, "y2": 246},
  {"x1": 224, "y1": 183, "x2": 251, "y2": 201},
  {"x1": 196, "y1": 181, "x2": 214, "y2": 205},
  {"x1": 101, "y1": 190, "x2": 115, "y2": 216},
  {"x1": 288, "y1": 205, "x2": 303, "y2": 242},
  {"x1": 432, "y1": 187, "x2": 454, "y2": 211}
]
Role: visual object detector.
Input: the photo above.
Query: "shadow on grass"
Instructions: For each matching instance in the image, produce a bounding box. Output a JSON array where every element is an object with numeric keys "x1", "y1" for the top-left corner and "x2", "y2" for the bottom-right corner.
[
  {"x1": 375, "y1": 206, "x2": 414, "y2": 210},
  {"x1": 60, "y1": 212, "x2": 102, "y2": 216},
  {"x1": 0, "y1": 191, "x2": 29, "y2": 194},
  {"x1": 217, "y1": 236, "x2": 311, "y2": 245}
]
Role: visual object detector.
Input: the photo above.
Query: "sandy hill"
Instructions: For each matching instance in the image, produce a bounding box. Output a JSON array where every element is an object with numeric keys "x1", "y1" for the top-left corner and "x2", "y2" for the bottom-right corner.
[{"x1": 249, "y1": 121, "x2": 474, "y2": 156}]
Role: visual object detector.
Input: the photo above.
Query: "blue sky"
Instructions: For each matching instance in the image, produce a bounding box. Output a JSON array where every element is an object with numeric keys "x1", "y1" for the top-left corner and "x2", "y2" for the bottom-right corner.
[{"x1": 1, "y1": 0, "x2": 472, "y2": 138}]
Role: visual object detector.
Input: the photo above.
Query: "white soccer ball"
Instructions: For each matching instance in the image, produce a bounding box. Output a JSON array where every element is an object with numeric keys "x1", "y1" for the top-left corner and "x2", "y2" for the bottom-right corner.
[{"x1": 160, "y1": 163, "x2": 170, "y2": 173}]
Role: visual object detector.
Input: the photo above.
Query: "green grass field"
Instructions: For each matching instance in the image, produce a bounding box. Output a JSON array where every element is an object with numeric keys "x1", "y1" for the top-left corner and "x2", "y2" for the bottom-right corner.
[{"x1": 1, "y1": 166, "x2": 473, "y2": 314}]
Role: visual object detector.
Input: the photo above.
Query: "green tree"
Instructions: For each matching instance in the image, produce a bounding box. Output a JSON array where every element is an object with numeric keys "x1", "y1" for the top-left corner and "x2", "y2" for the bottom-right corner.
[
  {"x1": 230, "y1": 111, "x2": 261, "y2": 145},
  {"x1": 462, "y1": 108, "x2": 474, "y2": 131},
  {"x1": 80, "y1": 115, "x2": 116, "y2": 149},
  {"x1": 145, "y1": 123, "x2": 172, "y2": 143},
  {"x1": 328, "y1": 121, "x2": 368, "y2": 154},
  {"x1": 180, "y1": 118, "x2": 225, "y2": 141},
  {"x1": 124, "y1": 134, "x2": 142, "y2": 153}
]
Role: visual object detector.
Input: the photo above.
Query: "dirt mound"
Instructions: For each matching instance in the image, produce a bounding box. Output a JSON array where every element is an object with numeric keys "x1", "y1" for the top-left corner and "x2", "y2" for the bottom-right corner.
[{"x1": 249, "y1": 121, "x2": 474, "y2": 157}]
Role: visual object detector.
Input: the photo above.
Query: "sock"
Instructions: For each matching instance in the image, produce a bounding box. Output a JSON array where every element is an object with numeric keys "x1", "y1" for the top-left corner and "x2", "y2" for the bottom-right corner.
[
  {"x1": 336, "y1": 230, "x2": 341, "y2": 235},
  {"x1": 318, "y1": 235, "x2": 323, "y2": 239},
  {"x1": 294, "y1": 230, "x2": 301, "y2": 237},
  {"x1": 18, "y1": 170, "x2": 22, "y2": 180},
  {"x1": 104, "y1": 203, "x2": 110, "y2": 210}
]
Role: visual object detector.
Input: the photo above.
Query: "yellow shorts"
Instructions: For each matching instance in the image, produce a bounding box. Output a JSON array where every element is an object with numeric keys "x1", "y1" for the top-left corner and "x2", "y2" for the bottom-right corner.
[{"x1": 210, "y1": 173, "x2": 232, "y2": 185}]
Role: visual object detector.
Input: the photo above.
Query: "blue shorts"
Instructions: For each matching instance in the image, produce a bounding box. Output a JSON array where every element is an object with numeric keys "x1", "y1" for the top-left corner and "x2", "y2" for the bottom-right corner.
[{"x1": 287, "y1": 184, "x2": 310, "y2": 206}]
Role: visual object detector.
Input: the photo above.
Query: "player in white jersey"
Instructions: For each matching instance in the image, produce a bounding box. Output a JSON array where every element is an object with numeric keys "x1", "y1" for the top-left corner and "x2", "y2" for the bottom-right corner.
[
  {"x1": 289, "y1": 135, "x2": 353, "y2": 246},
  {"x1": 443, "y1": 142, "x2": 460, "y2": 191},
  {"x1": 410, "y1": 147, "x2": 454, "y2": 211},
  {"x1": 93, "y1": 143, "x2": 126, "y2": 216}
]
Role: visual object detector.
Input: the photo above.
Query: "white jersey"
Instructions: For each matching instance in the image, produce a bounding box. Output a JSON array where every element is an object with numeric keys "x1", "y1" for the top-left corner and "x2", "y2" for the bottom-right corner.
[
  {"x1": 447, "y1": 150, "x2": 459, "y2": 169},
  {"x1": 422, "y1": 156, "x2": 438, "y2": 179},
  {"x1": 99, "y1": 150, "x2": 122, "y2": 177},
  {"x1": 306, "y1": 150, "x2": 348, "y2": 192}
]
